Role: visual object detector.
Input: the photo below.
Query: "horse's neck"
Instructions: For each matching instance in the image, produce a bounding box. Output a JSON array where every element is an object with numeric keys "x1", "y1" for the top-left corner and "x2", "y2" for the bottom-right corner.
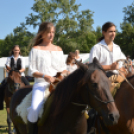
[{"x1": 45, "y1": 103, "x2": 86, "y2": 133}]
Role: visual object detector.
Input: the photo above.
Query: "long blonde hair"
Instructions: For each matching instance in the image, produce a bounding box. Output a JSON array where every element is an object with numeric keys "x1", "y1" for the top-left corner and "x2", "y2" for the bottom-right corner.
[{"x1": 33, "y1": 22, "x2": 55, "y2": 46}]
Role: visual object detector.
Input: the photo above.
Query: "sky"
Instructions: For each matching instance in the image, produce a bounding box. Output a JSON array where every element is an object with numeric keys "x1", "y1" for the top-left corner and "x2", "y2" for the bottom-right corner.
[{"x1": 0, "y1": 0, "x2": 133, "y2": 39}]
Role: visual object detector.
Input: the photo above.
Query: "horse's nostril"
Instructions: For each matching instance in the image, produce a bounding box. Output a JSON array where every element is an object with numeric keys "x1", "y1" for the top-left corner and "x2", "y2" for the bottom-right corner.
[{"x1": 108, "y1": 114, "x2": 114, "y2": 122}]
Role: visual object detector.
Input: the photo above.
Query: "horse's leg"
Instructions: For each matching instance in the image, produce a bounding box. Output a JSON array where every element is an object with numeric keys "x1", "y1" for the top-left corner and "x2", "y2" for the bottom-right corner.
[{"x1": 6, "y1": 107, "x2": 12, "y2": 134}]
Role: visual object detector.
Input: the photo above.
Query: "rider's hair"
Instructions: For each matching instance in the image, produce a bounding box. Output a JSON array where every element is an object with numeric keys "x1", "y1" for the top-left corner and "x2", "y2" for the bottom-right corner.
[
  {"x1": 10, "y1": 45, "x2": 21, "y2": 56},
  {"x1": 98, "y1": 22, "x2": 116, "y2": 42},
  {"x1": 66, "y1": 52, "x2": 76, "y2": 65},
  {"x1": 33, "y1": 22, "x2": 55, "y2": 46}
]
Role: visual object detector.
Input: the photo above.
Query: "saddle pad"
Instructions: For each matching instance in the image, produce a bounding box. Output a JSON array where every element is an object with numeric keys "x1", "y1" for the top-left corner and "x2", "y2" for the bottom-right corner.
[{"x1": 16, "y1": 88, "x2": 50, "y2": 124}]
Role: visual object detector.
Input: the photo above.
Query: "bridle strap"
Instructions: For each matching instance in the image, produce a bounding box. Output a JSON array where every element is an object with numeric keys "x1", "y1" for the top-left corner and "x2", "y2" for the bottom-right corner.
[
  {"x1": 118, "y1": 69, "x2": 134, "y2": 90},
  {"x1": 86, "y1": 85, "x2": 114, "y2": 104}
]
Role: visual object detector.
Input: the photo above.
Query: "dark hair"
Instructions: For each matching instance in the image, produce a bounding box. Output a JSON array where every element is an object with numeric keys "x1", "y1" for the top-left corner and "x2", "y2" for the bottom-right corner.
[
  {"x1": 10, "y1": 45, "x2": 21, "y2": 56},
  {"x1": 66, "y1": 52, "x2": 76, "y2": 65},
  {"x1": 98, "y1": 22, "x2": 116, "y2": 42},
  {"x1": 33, "y1": 22, "x2": 55, "y2": 46}
]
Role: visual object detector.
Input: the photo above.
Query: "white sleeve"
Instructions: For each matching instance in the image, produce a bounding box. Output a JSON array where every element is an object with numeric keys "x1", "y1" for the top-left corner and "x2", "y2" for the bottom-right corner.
[
  {"x1": 59, "y1": 51, "x2": 67, "y2": 71},
  {"x1": 21, "y1": 57, "x2": 25, "y2": 69},
  {"x1": 89, "y1": 45, "x2": 100, "y2": 63},
  {"x1": 6, "y1": 57, "x2": 11, "y2": 67},
  {"x1": 120, "y1": 51, "x2": 126, "y2": 59},
  {"x1": 28, "y1": 49, "x2": 39, "y2": 76}
]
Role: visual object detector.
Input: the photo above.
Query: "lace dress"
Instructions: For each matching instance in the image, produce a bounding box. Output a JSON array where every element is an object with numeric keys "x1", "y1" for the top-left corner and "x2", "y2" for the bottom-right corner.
[{"x1": 28, "y1": 48, "x2": 67, "y2": 83}]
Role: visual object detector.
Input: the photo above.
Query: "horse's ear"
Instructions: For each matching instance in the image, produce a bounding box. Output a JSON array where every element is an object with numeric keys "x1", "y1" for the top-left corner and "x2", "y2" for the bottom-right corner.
[
  {"x1": 75, "y1": 60, "x2": 88, "y2": 72},
  {"x1": 93, "y1": 57, "x2": 100, "y2": 64},
  {"x1": 92, "y1": 57, "x2": 104, "y2": 71},
  {"x1": 5, "y1": 64, "x2": 11, "y2": 71}
]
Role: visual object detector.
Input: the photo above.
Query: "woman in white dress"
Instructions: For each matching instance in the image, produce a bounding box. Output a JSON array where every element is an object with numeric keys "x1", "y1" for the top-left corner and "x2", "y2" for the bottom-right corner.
[
  {"x1": 66, "y1": 52, "x2": 77, "y2": 73},
  {"x1": 27, "y1": 22, "x2": 67, "y2": 134},
  {"x1": 89, "y1": 22, "x2": 126, "y2": 82}
]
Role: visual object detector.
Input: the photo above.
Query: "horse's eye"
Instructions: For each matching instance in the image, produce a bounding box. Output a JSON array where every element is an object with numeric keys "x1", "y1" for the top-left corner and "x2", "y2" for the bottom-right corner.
[{"x1": 92, "y1": 83, "x2": 98, "y2": 89}]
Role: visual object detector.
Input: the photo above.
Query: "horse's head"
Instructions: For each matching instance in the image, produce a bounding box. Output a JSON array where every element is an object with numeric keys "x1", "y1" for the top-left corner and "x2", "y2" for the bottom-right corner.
[
  {"x1": 7, "y1": 70, "x2": 22, "y2": 93},
  {"x1": 77, "y1": 57, "x2": 119, "y2": 126}
]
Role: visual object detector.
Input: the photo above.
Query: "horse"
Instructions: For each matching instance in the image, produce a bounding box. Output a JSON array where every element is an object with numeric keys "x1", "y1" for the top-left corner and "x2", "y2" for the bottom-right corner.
[
  {"x1": 88, "y1": 60, "x2": 134, "y2": 134},
  {"x1": 92, "y1": 75, "x2": 134, "y2": 134},
  {"x1": 10, "y1": 58, "x2": 120, "y2": 134},
  {"x1": 2, "y1": 66, "x2": 25, "y2": 134}
]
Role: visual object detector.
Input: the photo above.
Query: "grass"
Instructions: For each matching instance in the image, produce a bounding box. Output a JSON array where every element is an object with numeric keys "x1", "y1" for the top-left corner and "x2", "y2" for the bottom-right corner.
[{"x1": 0, "y1": 104, "x2": 13, "y2": 134}]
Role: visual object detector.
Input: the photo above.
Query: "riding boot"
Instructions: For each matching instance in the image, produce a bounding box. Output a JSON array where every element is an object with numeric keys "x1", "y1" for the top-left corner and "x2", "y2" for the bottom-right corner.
[{"x1": 27, "y1": 121, "x2": 38, "y2": 134}]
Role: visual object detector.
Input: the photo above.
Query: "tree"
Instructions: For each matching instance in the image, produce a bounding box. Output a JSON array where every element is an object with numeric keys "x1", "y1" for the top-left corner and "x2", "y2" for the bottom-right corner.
[
  {"x1": 24, "y1": 0, "x2": 94, "y2": 53},
  {"x1": 123, "y1": 1, "x2": 134, "y2": 26},
  {"x1": 116, "y1": 1, "x2": 134, "y2": 58}
]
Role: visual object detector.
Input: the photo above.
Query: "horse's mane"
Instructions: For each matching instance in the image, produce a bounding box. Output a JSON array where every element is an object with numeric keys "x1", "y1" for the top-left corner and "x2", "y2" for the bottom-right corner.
[
  {"x1": 50, "y1": 68, "x2": 85, "y2": 117},
  {"x1": 50, "y1": 59, "x2": 104, "y2": 118}
]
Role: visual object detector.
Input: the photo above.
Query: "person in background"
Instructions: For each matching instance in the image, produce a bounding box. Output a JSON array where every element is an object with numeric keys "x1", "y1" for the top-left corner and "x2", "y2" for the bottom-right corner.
[
  {"x1": 75, "y1": 50, "x2": 82, "y2": 62},
  {"x1": 66, "y1": 52, "x2": 77, "y2": 73},
  {"x1": 0, "y1": 45, "x2": 29, "y2": 110},
  {"x1": 6, "y1": 45, "x2": 30, "y2": 85}
]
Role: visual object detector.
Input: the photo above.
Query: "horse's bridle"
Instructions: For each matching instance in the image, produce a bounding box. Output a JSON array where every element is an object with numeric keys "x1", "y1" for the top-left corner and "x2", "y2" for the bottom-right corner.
[
  {"x1": 7, "y1": 70, "x2": 21, "y2": 94},
  {"x1": 8, "y1": 83, "x2": 20, "y2": 94},
  {"x1": 86, "y1": 84, "x2": 114, "y2": 104},
  {"x1": 72, "y1": 69, "x2": 114, "y2": 109}
]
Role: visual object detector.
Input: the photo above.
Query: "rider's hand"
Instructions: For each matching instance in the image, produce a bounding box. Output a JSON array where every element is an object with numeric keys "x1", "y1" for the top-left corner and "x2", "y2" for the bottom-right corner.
[
  {"x1": 44, "y1": 75, "x2": 56, "y2": 83},
  {"x1": 110, "y1": 62, "x2": 119, "y2": 70}
]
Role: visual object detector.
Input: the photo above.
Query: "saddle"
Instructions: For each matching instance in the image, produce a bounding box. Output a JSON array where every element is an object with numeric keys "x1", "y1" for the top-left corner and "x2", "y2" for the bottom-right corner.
[
  {"x1": 16, "y1": 72, "x2": 68, "y2": 124},
  {"x1": 49, "y1": 71, "x2": 68, "y2": 92}
]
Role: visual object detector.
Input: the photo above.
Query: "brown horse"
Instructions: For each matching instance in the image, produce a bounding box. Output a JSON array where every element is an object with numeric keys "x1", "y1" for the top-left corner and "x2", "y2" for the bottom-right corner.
[
  {"x1": 94, "y1": 75, "x2": 134, "y2": 134},
  {"x1": 10, "y1": 58, "x2": 119, "y2": 134},
  {"x1": 4, "y1": 67, "x2": 25, "y2": 134}
]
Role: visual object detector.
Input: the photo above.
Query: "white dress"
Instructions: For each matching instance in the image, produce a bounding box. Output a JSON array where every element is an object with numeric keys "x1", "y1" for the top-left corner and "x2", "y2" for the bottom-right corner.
[
  {"x1": 67, "y1": 64, "x2": 78, "y2": 73},
  {"x1": 27, "y1": 48, "x2": 67, "y2": 122},
  {"x1": 89, "y1": 39, "x2": 126, "y2": 74}
]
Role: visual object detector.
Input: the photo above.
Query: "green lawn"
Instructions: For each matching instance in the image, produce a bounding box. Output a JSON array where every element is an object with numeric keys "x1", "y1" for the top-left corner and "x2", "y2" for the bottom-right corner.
[{"x1": 0, "y1": 104, "x2": 13, "y2": 134}]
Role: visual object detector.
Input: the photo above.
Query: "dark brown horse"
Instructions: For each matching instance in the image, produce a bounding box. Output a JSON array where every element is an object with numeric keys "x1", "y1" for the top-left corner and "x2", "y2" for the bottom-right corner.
[
  {"x1": 94, "y1": 75, "x2": 134, "y2": 134},
  {"x1": 10, "y1": 58, "x2": 119, "y2": 134},
  {"x1": 4, "y1": 66, "x2": 25, "y2": 134}
]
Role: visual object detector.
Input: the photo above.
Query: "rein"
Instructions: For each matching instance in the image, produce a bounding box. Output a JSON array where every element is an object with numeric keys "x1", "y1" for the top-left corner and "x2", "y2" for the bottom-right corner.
[
  {"x1": 118, "y1": 69, "x2": 134, "y2": 90},
  {"x1": 7, "y1": 70, "x2": 21, "y2": 94}
]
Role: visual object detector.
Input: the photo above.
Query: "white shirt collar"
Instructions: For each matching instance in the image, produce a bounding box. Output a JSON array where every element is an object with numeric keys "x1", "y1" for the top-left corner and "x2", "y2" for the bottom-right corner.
[
  {"x1": 100, "y1": 39, "x2": 114, "y2": 46},
  {"x1": 100, "y1": 39, "x2": 115, "y2": 52},
  {"x1": 11, "y1": 55, "x2": 21, "y2": 59}
]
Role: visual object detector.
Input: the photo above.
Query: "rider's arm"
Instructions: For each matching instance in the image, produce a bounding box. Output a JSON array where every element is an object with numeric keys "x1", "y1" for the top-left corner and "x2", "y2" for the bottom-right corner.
[{"x1": 102, "y1": 62, "x2": 119, "y2": 71}]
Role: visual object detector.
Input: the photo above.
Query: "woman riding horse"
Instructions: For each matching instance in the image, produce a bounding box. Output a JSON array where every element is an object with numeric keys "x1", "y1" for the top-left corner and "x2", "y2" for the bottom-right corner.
[
  {"x1": 27, "y1": 22, "x2": 69, "y2": 134},
  {"x1": 0, "y1": 45, "x2": 29, "y2": 110},
  {"x1": 10, "y1": 58, "x2": 120, "y2": 134}
]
